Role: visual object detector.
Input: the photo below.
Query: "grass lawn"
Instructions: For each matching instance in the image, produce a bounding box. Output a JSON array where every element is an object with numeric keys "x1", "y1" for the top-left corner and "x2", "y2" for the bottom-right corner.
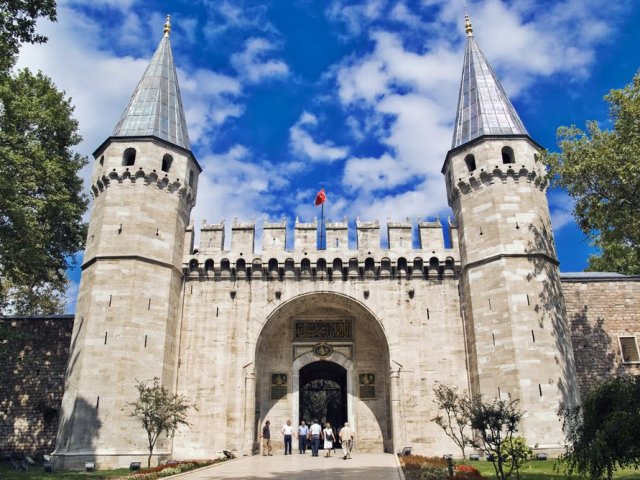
[
  {"x1": 0, "y1": 463, "x2": 130, "y2": 479},
  {"x1": 469, "y1": 460, "x2": 640, "y2": 479}
]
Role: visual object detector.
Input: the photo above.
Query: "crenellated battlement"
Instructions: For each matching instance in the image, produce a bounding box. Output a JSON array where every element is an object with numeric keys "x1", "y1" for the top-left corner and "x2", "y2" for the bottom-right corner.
[
  {"x1": 90, "y1": 166, "x2": 197, "y2": 206},
  {"x1": 448, "y1": 165, "x2": 547, "y2": 203},
  {"x1": 183, "y1": 217, "x2": 460, "y2": 281}
]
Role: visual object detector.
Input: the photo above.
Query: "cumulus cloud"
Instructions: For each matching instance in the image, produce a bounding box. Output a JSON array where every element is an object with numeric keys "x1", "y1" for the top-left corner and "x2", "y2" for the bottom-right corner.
[
  {"x1": 231, "y1": 37, "x2": 289, "y2": 83},
  {"x1": 289, "y1": 112, "x2": 349, "y2": 163}
]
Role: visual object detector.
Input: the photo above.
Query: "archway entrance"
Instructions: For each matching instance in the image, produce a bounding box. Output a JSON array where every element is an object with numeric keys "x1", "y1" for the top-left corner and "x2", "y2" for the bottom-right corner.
[
  {"x1": 253, "y1": 292, "x2": 392, "y2": 453},
  {"x1": 299, "y1": 361, "x2": 347, "y2": 444}
]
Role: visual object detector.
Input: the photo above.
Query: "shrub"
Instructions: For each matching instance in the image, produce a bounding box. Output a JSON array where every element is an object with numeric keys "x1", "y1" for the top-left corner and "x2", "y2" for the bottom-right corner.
[
  {"x1": 420, "y1": 461, "x2": 449, "y2": 480},
  {"x1": 454, "y1": 463, "x2": 484, "y2": 479}
]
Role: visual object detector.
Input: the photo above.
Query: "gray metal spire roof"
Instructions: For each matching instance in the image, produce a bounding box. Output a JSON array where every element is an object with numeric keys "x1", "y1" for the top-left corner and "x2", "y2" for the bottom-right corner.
[
  {"x1": 112, "y1": 16, "x2": 191, "y2": 150},
  {"x1": 451, "y1": 15, "x2": 528, "y2": 149}
]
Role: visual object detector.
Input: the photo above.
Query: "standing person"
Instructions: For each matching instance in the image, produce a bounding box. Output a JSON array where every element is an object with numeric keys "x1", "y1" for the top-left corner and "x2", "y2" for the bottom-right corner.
[
  {"x1": 323, "y1": 422, "x2": 335, "y2": 457},
  {"x1": 261, "y1": 420, "x2": 272, "y2": 456},
  {"x1": 298, "y1": 420, "x2": 309, "y2": 454},
  {"x1": 282, "y1": 419, "x2": 293, "y2": 455},
  {"x1": 309, "y1": 419, "x2": 322, "y2": 457},
  {"x1": 339, "y1": 422, "x2": 353, "y2": 460}
]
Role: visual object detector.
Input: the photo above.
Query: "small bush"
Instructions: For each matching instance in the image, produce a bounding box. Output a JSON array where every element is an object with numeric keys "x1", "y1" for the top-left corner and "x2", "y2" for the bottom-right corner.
[
  {"x1": 420, "y1": 462, "x2": 449, "y2": 480},
  {"x1": 453, "y1": 464, "x2": 483, "y2": 479}
]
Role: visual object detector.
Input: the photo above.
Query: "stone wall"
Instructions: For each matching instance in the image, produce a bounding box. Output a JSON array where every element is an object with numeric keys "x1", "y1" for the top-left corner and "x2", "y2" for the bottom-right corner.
[
  {"x1": 562, "y1": 274, "x2": 640, "y2": 397},
  {"x1": 0, "y1": 315, "x2": 73, "y2": 458}
]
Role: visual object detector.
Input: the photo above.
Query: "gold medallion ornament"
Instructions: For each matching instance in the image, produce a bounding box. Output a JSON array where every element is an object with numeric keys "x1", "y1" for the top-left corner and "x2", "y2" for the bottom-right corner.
[{"x1": 313, "y1": 340, "x2": 333, "y2": 358}]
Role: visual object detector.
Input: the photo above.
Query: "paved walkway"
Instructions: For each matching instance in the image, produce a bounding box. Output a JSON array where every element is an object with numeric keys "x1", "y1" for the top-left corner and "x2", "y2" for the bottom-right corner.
[{"x1": 177, "y1": 452, "x2": 404, "y2": 479}]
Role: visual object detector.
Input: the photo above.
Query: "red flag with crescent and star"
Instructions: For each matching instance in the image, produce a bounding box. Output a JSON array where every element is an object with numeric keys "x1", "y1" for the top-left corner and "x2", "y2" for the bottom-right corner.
[{"x1": 314, "y1": 188, "x2": 326, "y2": 206}]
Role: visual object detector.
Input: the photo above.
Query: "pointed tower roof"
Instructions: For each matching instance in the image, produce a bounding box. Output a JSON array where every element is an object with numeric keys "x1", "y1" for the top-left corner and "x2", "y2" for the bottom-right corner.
[
  {"x1": 112, "y1": 16, "x2": 191, "y2": 150},
  {"x1": 451, "y1": 14, "x2": 527, "y2": 149}
]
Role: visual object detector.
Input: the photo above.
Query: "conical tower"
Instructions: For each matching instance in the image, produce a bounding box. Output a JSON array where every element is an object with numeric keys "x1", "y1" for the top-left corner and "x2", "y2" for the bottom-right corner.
[
  {"x1": 442, "y1": 15, "x2": 579, "y2": 449},
  {"x1": 53, "y1": 16, "x2": 201, "y2": 469}
]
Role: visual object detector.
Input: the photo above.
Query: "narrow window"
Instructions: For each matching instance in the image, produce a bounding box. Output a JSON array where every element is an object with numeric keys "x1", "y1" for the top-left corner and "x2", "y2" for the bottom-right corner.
[
  {"x1": 501, "y1": 146, "x2": 515, "y2": 164},
  {"x1": 464, "y1": 153, "x2": 476, "y2": 172},
  {"x1": 99, "y1": 155, "x2": 104, "y2": 166},
  {"x1": 538, "y1": 384, "x2": 543, "y2": 397},
  {"x1": 188, "y1": 170, "x2": 194, "y2": 187},
  {"x1": 531, "y1": 330, "x2": 536, "y2": 343},
  {"x1": 144, "y1": 335, "x2": 148, "y2": 348},
  {"x1": 96, "y1": 396, "x2": 100, "y2": 409},
  {"x1": 620, "y1": 336, "x2": 640, "y2": 363},
  {"x1": 104, "y1": 332, "x2": 108, "y2": 345},
  {"x1": 492, "y1": 333, "x2": 496, "y2": 346},
  {"x1": 123, "y1": 147, "x2": 136, "y2": 166},
  {"x1": 161, "y1": 154, "x2": 173, "y2": 172}
]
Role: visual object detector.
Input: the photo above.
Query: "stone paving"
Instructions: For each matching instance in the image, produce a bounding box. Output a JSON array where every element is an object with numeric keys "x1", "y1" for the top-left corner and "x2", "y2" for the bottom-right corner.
[{"x1": 176, "y1": 452, "x2": 404, "y2": 479}]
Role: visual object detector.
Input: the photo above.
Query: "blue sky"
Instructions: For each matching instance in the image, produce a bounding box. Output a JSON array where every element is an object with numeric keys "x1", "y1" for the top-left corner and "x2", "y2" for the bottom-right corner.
[{"x1": 15, "y1": 0, "x2": 640, "y2": 312}]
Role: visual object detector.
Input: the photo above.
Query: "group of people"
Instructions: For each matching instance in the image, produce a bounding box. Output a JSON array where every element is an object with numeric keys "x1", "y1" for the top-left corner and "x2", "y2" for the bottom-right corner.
[{"x1": 261, "y1": 419, "x2": 354, "y2": 460}]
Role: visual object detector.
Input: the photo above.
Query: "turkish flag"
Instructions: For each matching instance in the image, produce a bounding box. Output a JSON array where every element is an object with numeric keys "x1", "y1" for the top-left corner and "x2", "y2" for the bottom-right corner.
[{"x1": 314, "y1": 188, "x2": 326, "y2": 206}]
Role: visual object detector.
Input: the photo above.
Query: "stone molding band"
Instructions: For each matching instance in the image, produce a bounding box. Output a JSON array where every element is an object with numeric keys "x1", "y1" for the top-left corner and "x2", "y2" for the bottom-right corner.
[
  {"x1": 82, "y1": 255, "x2": 180, "y2": 274},
  {"x1": 461, "y1": 252, "x2": 560, "y2": 275}
]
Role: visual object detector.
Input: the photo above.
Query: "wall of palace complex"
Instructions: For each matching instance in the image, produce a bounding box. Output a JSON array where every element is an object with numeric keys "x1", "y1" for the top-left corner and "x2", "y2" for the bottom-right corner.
[{"x1": 2, "y1": 237, "x2": 638, "y2": 459}]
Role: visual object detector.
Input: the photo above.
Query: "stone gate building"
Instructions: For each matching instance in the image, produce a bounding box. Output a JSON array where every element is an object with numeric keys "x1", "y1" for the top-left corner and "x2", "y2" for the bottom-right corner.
[{"x1": 45, "y1": 15, "x2": 640, "y2": 469}]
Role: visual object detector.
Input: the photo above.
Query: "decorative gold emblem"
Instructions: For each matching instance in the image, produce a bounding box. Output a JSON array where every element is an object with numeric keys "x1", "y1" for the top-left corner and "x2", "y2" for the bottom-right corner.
[{"x1": 313, "y1": 340, "x2": 333, "y2": 358}]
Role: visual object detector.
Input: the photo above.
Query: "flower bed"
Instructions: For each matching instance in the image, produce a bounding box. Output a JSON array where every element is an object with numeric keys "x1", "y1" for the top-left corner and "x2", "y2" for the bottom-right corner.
[
  {"x1": 399, "y1": 455, "x2": 485, "y2": 480},
  {"x1": 109, "y1": 459, "x2": 225, "y2": 480}
]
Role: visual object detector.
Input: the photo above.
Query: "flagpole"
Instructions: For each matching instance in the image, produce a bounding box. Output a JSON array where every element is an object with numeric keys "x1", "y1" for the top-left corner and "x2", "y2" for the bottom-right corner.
[{"x1": 321, "y1": 202, "x2": 325, "y2": 250}]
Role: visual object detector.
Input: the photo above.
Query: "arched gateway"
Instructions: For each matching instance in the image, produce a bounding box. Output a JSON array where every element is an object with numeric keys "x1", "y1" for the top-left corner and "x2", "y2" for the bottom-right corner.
[{"x1": 253, "y1": 292, "x2": 393, "y2": 453}]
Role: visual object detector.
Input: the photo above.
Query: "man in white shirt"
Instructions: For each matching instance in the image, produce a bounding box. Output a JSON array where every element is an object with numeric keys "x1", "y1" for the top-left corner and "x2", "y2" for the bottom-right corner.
[
  {"x1": 282, "y1": 420, "x2": 294, "y2": 455},
  {"x1": 339, "y1": 422, "x2": 353, "y2": 459},
  {"x1": 308, "y1": 419, "x2": 322, "y2": 457}
]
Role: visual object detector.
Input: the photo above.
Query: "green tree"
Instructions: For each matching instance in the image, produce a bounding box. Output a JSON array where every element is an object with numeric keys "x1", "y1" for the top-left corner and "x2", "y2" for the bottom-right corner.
[
  {"x1": 468, "y1": 395, "x2": 525, "y2": 480},
  {"x1": 545, "y1": 70, "x2": 640, "y2": 274},
  {"x1": 504, "y1": 436, "x2": 533, "y2": 480},
  {"x1": 127, "y1": 378, "x2": 193, "y2": 468},
  {"x1": 432, "y1": 383, "x2": 472, "y2": 459},
  {"x1": 560, "y1": 375, "x2": 640, "y2": 480},
  {"x1": 0, "y1": 68, "x2": 87, "y2": 315},
  {"x1": 0, "y1": 0, "x2": 56, "y2": 74}
]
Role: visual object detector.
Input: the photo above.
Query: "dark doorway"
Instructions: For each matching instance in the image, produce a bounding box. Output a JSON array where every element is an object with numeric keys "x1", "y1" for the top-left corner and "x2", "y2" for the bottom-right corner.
[{"x1": 299, "y1": 361, "x2": 347, "y2": 447}]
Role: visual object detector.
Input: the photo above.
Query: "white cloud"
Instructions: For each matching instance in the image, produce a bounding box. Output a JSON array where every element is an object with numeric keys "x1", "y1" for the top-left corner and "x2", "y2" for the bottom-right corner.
[
  {"x1": 289, "y1": 112, "x2": 349, "y2": 163},
  {"x1": 231, "y1": 37, "x2": 289, "y2": 83},
  {"x1": 343, "y1": 153, "x2": 413, "y2": 192},
  {"x1": 548, "y1": 190, "x2": 576, "y2": 232}
]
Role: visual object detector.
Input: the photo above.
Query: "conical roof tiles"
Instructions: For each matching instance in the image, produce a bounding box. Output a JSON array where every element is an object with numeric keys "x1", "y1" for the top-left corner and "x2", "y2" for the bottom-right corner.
[
  {"x1": 451, "y1": 30, "x2": 528, "y2": 149},
  {"x1": 112, "y1": 32, "x2": 191, "y2": 150}
]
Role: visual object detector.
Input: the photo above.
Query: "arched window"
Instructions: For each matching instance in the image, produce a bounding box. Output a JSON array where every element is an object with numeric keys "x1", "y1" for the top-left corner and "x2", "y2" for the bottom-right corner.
[
  {"x1": 189, "y1": 170, "x2": 194, "y2": 187},
  {"x1": 502, "y1": 146, "x2": 515, "y2": 164},
  {"x1": 220, "y1": 259, "x2": 231, "y2": 278},
  {"x1": 189, "y1": 259, "x2": 198, "y2": 272},
  {"x1": 99, "y1": 155, "x2": 104, "y2": 167},
  {"x1": 268, "y1": 258, "x2": 279, "y2": 279},
  {"x1": 413, "y1": 258, "x2": 424, "y2": 279},
  {"x1": 332, "y1": 258, "x2": 343, "y2": 280},
  {"x1": 348, "y1": 258, "x2": 359, "y2": 279},
  {"x1": 284, "y1": 258, "x2": 295, "y2": 278},
  {"x1": 380, "y1": 258, "x2": 391, "y2": 277},
  {"x1": 464, "y1": 154, "x2": 476, "y2": 172},
  {"x1": 364, "y1": 257, "x2": 375, "y2": 277},
  {"x1": 301, "y1": 258, "x2": 311, "y2": 277},
  {"x1": 316, "y1": 258, "x2": 327, "y2": 273},
  {"x1": 161, "y1": 154, "x2": 173, "y2": 173},
  {"x1": 252, "y1": 259, "x2": 263, "y2": 278},
  {"x1": 236, "y1": 258, "x2": 246, "y2": 278},
  {"x1": 123, "y1": 148, "x2": 136, "y2": 166},
  {"x1": 397, "y1": 257, "x2": 408, "y2": 277},
  {"x1": 204, "y1": 259, "x2": 214, "y2": 273}
]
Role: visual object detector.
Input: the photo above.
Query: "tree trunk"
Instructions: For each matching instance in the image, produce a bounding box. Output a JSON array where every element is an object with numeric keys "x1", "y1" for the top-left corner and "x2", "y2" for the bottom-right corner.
[{"x1": 148, "y1": 446, "x2": 153, "y2": 469}]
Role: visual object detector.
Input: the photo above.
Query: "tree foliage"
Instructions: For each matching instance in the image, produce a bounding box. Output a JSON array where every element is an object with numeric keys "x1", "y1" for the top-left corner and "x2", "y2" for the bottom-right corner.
[
  {"x1": 127, "y1": 378, "x2": 193, "y2": 468},
  {"x1": 468, "y1": 395, "x2": 525, "y2": 480},
  {"x1": 432, "y1": 383, "x2": 472, "y2": 459},
  {"x1": 560, "y1": 375, "x2": 640, "y2": 480},
  {"x1": 0, "y1": 0, "x2": 56, "y2": 74},
  {"x1": 545, "y1": 70, "x2": 640, "y2": 274},
  {"x1": 0, "y1": 68, "x2": 87, "y2": 315}
]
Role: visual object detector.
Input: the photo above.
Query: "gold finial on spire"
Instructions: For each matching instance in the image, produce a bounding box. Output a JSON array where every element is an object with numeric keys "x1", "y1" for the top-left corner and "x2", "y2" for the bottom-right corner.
[
  {"x1": 464, "y1": 13, "x2": 474, "y2": 37},
  {"x1": 163, "y1": 15, "x2": 171, "y2": 37}
]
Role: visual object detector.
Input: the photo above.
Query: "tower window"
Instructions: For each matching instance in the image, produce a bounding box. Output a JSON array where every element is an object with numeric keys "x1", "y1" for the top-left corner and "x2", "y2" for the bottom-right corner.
[
  {"x1": 501, "y1": 146, "x2": 515, "y2": 164},
  {"x1": 123, "y1": 147, "x2": 136, "y2": 166},
  {"x1": 99, "y1": 155, "x2": 104, "y2": 166},
  {"x1": 161, "y1": 154, "x2": 173, "y2": 173},
  {"x1": 464, "y1": 154, "x2": 476, "y2": 172},
  {"x1": 189, "y1": 169, "x2": 194, "y2": 187}
]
